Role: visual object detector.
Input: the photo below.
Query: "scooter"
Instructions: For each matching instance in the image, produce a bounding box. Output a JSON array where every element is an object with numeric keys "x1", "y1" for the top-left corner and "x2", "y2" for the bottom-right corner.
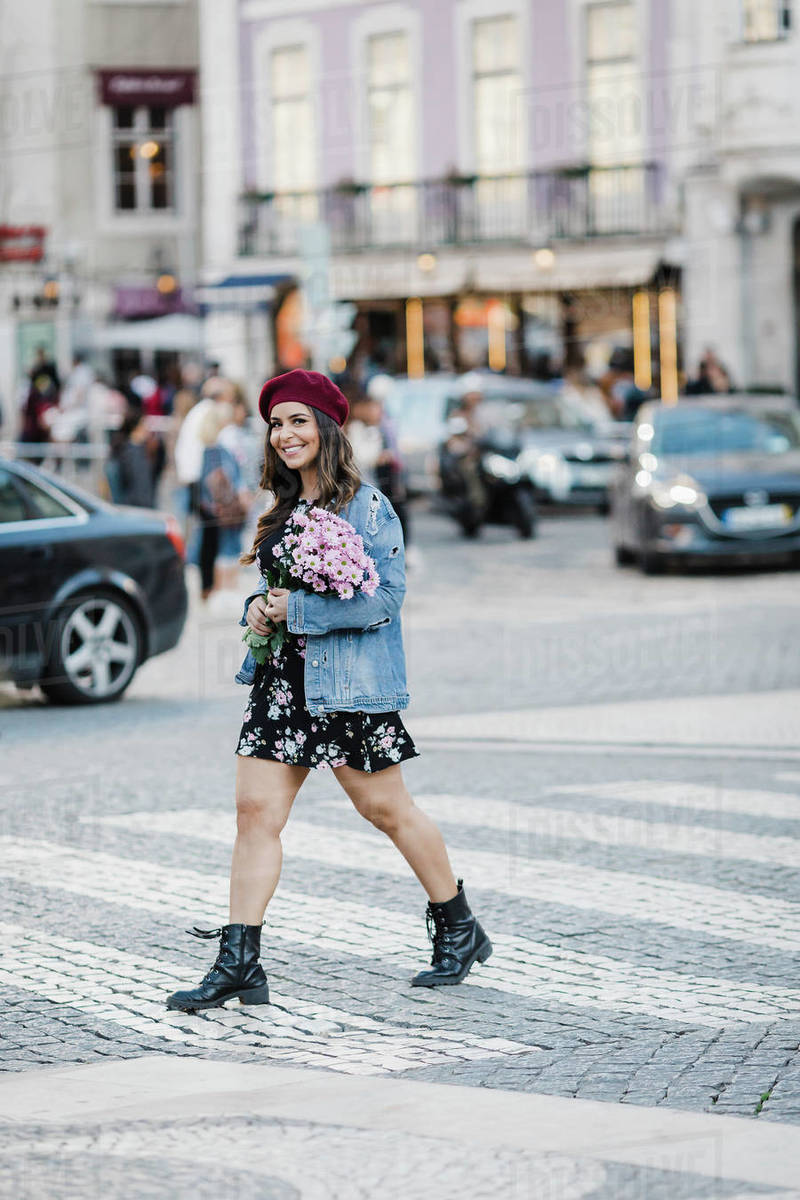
[{"x1": 438, "y1": 428, "x2": 537, "y2": 539}]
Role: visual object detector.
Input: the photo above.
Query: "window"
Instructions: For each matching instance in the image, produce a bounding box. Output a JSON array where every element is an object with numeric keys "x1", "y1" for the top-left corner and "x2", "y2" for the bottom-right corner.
[
  {"x1": 585, "y1": 2, "x2": 639, "y2": 167},
  {"x1": 472, "y1": 15, "x2": 522, "y2": 175},
  {"x1": 585, "y1": 2, "x2": 644, "y2": 232},
  {"x1": 367, "y1": 32, "x2": 413, "y2": 183},
  {"x1": 112, "y1": 105, "x2": 175, "y2": 212},
  {"x1": 0, "y1": 470, "x2": 28, "y2": 523},
  {"x1": 366, "y1": 31, "x2": 415, "y2": 244},
  {"x1": 742, "y1": 0, "x2": 791, "y2": 41},
  {"x1": 23, "y1": 478, "x2": 74, "y2": 520},
  {"x1": 271, "y1": 45, "x2": 315, "y2": 193}
]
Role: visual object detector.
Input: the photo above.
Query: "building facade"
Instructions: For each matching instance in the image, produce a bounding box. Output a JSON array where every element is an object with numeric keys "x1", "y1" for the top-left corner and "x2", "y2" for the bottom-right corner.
[
  {"x1": 675, "y1": 0, "x2": 800, "y2": 394},
  {"x1": 0, "y1": 0, "x2": 200, "y2": 430},
  {"x1": 200, "y1": 0, "x2": 681, "y2": 393}
]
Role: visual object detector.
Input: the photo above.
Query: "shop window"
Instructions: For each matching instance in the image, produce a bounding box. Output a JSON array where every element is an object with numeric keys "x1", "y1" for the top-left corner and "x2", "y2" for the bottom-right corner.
[{"x1": 111, "y1": 105, "x2": 175, "y2": 212}]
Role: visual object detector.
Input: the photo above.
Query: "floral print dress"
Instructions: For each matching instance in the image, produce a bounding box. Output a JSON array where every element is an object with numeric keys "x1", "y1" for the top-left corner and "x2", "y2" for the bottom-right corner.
[{"x1": 236, "y1": 502, "x2": 418, "y2": 772}]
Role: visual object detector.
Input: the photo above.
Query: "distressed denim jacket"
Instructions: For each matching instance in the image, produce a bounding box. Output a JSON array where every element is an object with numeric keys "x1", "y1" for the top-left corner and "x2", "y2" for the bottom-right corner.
[{"x1": 235, "y1": 484, "x2": 409, "y2": 715}]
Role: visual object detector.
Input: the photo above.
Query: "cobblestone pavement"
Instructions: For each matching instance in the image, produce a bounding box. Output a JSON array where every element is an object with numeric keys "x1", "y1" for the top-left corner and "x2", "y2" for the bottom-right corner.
[{"x1": 2, "y1": 508, "x2": 800, "y2": 1197}]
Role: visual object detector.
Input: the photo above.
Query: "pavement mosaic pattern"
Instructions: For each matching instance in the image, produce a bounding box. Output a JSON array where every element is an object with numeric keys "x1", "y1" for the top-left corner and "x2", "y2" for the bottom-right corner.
[{"x1": 0, "y1": 1114, "x2": 791, "y2": 1200}]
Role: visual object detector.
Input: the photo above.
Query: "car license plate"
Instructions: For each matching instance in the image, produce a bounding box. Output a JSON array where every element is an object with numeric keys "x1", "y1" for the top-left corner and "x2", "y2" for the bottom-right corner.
[{"x1": 722, "y1": 503, "x2": 792, "y2": 531}]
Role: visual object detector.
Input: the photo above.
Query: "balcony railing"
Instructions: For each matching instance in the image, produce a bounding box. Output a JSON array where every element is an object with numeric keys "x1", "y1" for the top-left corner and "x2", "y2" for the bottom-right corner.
[{"x1": 238, "y1": 163, "x2": 671, "y2": 257}]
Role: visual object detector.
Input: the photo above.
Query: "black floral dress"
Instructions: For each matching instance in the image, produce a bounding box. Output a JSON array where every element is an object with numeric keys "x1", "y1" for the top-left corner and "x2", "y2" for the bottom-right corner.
[{"x1": 236, "y1": 502, "x2": 419, "y2": 772}]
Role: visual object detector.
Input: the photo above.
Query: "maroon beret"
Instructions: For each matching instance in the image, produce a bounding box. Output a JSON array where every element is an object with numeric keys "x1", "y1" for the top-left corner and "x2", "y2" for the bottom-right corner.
[{"x1": 258, "y1": 369, "x2": 349, "y2": 427}]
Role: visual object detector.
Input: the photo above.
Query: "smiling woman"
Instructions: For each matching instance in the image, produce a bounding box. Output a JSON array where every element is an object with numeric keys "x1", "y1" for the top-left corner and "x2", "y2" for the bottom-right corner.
[{"x1": 165, "y1": 369, "x2": 493, "y2": 1015}]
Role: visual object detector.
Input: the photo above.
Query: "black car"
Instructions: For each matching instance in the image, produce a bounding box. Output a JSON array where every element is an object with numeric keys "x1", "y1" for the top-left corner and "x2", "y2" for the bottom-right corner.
[
  {"x1": 0, "y1": 458, "x2": 188, "y2": 702},
  {"x1": 611, "y1": 399, "x2": 800, "y2": 572}
]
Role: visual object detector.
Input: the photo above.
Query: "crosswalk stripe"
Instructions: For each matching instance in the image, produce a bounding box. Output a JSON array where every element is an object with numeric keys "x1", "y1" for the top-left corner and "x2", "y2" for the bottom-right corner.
[
  {"x1": 0, "y1": 922, "x2": 535, "y2": 1074},
  {"x1": 312, "y1": 793, "x2": 800, "y2": 868},
  {"x1": 546, "y1": 781, "x2": 800, "y2": 823},
  {"x1": 3, "y1": 837, "x2": 799, "y2": 1026},
  {"x1": 85, "y1": 810, "x2": 800, "y2": 955}
]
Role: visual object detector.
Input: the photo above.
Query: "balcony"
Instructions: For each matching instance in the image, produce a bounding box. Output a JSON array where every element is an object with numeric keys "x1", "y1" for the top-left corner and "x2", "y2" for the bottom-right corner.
[{"x1": 238, "y1": 163, "x2": 672, "y2": 258}]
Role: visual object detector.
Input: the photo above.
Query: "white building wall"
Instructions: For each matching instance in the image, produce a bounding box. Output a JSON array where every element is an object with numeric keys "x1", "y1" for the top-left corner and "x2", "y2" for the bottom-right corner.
[{"x1": 678, "y1": 0, "x2": 800, "y2": 393}]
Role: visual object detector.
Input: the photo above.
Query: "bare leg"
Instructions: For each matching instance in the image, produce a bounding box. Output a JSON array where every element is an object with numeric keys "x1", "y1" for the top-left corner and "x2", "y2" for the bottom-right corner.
[
  {"x1": 229, "y1": 756, "x2": 309, "y2": 924},
  {"x1": 333, "y1": 763, "x2": 458, "y2": 902}
]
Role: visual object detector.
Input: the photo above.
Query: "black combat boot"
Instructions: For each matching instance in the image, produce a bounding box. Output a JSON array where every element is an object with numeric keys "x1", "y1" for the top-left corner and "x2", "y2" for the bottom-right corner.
[
  {"x1": 411, "y1": 880, "x2": 492, "y2": 987},
  {"x1": 166, "y1": 923, "x2": 269, "y2": 1012}
]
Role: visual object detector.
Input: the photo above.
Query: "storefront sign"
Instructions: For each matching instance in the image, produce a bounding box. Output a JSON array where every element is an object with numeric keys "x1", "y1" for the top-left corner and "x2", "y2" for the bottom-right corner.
[
  {"x1": 98, "y1": 70, "x2": 195, "y2": 107},
  {"x1": 114, "y1": 285, "x2": 194, "y2": 318},
  {"x1": 0, "y1": 225, "x2": 46, "y2": 263}
]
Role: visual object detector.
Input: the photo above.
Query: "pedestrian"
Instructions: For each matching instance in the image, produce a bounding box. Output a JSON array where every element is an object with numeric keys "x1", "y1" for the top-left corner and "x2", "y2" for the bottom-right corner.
[
  {"x1": 167, "y1": 369, "x2": 492, "y2": 1012},
  {"x1": 19, "y1": 355, "x2": 60, "y2": 461},
  {"x1": 218, "y1": 385, "x2": 263, "y2": 496},
  {"x1": 196, "y1": 400, "x2": 246, "y2": 599},
  {"x1": 105, "y1": 409, "x2": 156, "y2": 507},
  {"x1": 347, "y1": 389, "x2": 412, "y2": 551}
]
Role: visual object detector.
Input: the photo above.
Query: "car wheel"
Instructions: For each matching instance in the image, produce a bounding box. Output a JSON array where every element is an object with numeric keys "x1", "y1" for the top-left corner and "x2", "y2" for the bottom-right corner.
[
  {"x1": 639, "y1": 551, "x2": 666, "y2": 575},
  {"x1": 614, "y1": 544, "x2": 636, "y2": 566},
  {"x1": 40, "y1": 592, "x2": 142, "y2": 705}
]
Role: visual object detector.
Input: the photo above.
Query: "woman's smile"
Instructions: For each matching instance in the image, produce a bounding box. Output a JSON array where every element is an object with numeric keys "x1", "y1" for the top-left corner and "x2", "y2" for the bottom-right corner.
[{"x1": 269, "y1": 401, "x2": 320, "y2": 467}]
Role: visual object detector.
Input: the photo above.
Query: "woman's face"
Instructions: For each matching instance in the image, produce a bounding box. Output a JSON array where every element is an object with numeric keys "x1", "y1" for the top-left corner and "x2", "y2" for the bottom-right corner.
[{"x1": 269, "y1": 401, "x2": 320, "y2": 471}]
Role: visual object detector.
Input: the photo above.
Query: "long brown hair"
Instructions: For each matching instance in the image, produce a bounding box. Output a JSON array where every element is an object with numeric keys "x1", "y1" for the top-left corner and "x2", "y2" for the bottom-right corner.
[{"x1": 241, "y1": 408, "x2": 361, "y2": 565}]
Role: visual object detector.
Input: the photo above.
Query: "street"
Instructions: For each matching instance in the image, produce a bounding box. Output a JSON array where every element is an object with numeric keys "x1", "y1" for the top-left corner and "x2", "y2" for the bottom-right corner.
[{"x1": 2, "y1": 506, "x2": 800, "y2": 1197}]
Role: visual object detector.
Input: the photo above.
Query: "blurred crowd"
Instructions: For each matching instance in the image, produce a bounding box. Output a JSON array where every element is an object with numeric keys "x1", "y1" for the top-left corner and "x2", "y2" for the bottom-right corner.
[
  {"x1": 11, "y1": 351, "x2": 413, "y2": 602},
  {"x1": 8, "y1": 339, "x2": 738, "y2": 598}
]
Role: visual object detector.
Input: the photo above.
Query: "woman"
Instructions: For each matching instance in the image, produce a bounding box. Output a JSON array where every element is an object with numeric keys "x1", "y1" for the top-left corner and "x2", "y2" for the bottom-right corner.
[
  {"x1": 167, "y1": 369, "x2": 491, "y2": 1012},
  {"x1": 196, "y1": 402, "x2": 247, "y2": 600}
]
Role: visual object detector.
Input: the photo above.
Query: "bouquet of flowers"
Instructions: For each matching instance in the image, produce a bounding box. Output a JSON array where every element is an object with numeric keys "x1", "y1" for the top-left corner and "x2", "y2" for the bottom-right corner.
[{"x1": 242, "y1": 505, "x2": 380, "y2": 663}]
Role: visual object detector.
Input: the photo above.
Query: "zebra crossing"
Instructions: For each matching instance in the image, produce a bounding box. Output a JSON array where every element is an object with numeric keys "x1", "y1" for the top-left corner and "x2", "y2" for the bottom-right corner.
[
  {"x1": 2, "y1": 834, "x2": 798, "y2": 1028},
  {"x1": 2, "y1": 772, "x2": 800, "y2": 1079},
  {"x1": 87, "y1": 807, "x2": 800, "y2": 953}
]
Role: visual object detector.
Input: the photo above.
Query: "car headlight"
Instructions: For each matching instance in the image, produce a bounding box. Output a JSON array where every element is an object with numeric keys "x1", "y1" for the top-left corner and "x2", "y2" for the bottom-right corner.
[
  {"x1": 483, "y1": 452, "x2": 522, "y2": 483},
  {"x1": 648, "y1": 475, "x2": 706, "y2": 511}
]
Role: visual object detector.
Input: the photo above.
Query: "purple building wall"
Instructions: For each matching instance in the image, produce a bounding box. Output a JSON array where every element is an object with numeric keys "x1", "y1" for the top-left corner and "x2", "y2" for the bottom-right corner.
[
  {"x1": 529, "y1": 1, "x2": 574, "y2": 169},
  {"x1": 238, "y1": 0, "x2": 669, "y2": 191},
  {"x1": 419, "y1": 0, "x2": 458, "y2": 177}
]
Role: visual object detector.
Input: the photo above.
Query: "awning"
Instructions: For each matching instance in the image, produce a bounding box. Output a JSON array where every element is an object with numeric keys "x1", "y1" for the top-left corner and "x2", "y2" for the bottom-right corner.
[
  {"x1": 93, "y1": 313, "x2": 204, "y2": 351},
  {"x1": 196, "y1": 273, "x2": 292, "y2": 309},
  {"x1": 476, "y1": 245, "x2": 668, "y2": 294}
]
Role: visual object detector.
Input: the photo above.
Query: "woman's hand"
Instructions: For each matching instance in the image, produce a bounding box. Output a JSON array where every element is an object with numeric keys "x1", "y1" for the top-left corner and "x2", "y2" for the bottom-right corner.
[
  {"x1": 265, "y1": 587, "x2": 290, "y2": 625},
  {"x1": 246, "y1": 595, "x2": 271, "y2": 635}
]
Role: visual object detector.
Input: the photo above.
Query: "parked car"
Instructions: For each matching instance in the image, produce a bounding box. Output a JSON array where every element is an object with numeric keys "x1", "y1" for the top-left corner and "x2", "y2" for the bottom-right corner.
[
  {"x1": 384, "y1": 372, "x2": 626, "y2": 506},
  {"x1": 610, "y1": 398, "x2": 800, "y2": 572},
  {"x1": 0, "y1": 458, "x2": 188, "y2": 703}
]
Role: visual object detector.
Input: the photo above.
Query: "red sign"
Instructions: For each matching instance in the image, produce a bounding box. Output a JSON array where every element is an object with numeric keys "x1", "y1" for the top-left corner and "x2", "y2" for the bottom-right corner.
[
  {"x1": 98, "y1": 70, "x2": 195, "y2": 108},
  {"x1": 0, "y1": 225, "x2": 46, "y2": 263}
]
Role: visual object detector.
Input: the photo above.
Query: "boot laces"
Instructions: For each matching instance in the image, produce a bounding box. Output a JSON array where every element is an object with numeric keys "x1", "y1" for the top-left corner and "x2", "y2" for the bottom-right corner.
[
  {"x1": 425, "y1": 906, "x2": 456, "y2": 965},
  {"x1": 188, "y1": 926, "x2": 229, "y2": 979}
]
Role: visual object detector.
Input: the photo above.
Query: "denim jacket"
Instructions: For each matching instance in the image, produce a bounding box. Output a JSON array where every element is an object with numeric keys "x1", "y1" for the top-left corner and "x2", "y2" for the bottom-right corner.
[{"x1": 235, "y1": 483, "x2": 409, "y2": 715}]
